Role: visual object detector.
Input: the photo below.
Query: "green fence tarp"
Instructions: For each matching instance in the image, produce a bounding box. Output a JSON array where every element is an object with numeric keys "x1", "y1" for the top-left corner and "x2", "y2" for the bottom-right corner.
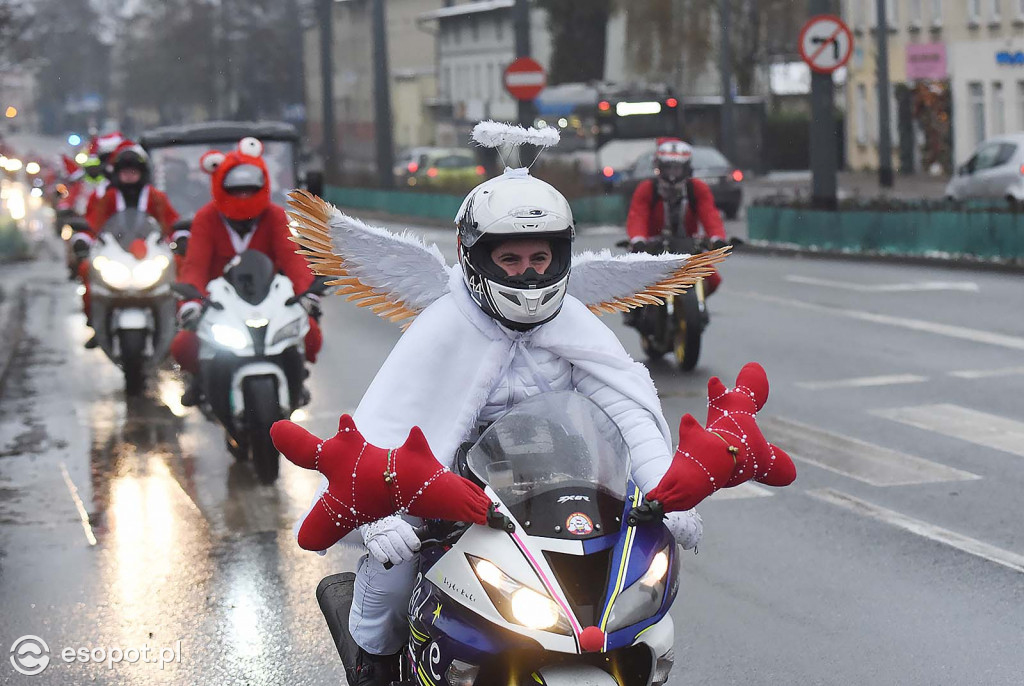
[
  {"x1": 324, "y1": 185, "x2": 629, "y2": 226},
  {"x1": 747, "y1": 205, "x2": 1024, "y2": 260}
]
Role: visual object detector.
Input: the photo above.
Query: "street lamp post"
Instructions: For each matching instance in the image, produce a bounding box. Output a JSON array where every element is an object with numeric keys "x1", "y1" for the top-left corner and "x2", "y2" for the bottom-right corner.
[{"x1": 876, "y1": 0, "x2": 895, "y2": 188}]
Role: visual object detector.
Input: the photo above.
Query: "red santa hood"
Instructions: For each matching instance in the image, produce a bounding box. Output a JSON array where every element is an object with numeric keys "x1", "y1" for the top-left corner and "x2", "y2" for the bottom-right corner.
[
  {"x1": 61, "y1": 155, "x2": 84, "y2": 182},
  {"x1": 200, "y1": 137, "x2": 271, "y2": 221}
]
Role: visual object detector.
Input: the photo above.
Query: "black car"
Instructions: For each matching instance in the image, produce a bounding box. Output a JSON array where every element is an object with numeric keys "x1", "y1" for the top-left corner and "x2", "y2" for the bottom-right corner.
[{"x1": 620, "y1": 145, "x2": 744, "y2": 220}]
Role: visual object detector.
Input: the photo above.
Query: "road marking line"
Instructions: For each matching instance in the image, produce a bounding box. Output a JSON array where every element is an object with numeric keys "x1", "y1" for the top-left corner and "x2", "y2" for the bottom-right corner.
[
  {"x1": 948, "y1": 366, "x2": 1024, "y2": 380},
  {"x1": 808, "y1": 488, "x2": 1024, "y2": 574},
  {"x1": 740, "y1": 291, "x2": 1024, "y2": 351},
  {"x1": 758, "y1": 416, "x2": 980, "y2": 486},
  {"x1": 785, "y1": 275, "x2": 979, "y2": 292},
  {"x1": 873, "y1": 404, "x2": 1024, "y2": 459},
  {"x1": 708, "y1": 481, "x2": 774, "y2": 501},
  {"x1": 796, "y1": 374, "x2": 929, "y2": 390},
  {"x1": 60, "y1": 461, "x2": 97, "y2": 546}
]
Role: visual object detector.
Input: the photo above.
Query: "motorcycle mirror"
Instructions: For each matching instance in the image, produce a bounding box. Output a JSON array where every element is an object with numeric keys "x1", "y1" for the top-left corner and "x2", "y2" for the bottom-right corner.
[
  {"x1": 171, "y1": 236, "x2": 189, "y2": 257},
  {"x1": 171, "y1": 217, "x2": 193, "y2": 234},
  {"x1": 171, "y1": 282, "x2": 203, "y2": 301}
]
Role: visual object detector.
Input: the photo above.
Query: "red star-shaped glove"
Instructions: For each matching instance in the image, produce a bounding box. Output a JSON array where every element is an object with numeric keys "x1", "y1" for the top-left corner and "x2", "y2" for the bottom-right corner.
[
  {"x1": 645, "y1": 362, "x2": 796, "y2": 512},
  {"x1": 271, "y1": 415, "x2": 492, "y2": 551}
]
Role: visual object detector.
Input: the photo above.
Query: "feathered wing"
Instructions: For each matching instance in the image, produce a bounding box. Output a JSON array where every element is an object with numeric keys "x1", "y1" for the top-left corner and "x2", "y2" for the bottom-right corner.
[
  {"x1": 286, "y1": 190, "x2": 451, "y2": 324},
  {"x1": 568, "y1": 247, "x2": 731, "y2": 314}
]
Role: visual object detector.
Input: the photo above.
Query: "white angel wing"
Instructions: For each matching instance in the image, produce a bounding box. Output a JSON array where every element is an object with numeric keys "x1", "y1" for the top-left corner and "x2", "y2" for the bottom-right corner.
[
  {"x1": 286, "y1": 190, "x2": 451, "y2": 324},
  {"x1": 568, "y1": 247, "x2": 731, "y2": 314}
]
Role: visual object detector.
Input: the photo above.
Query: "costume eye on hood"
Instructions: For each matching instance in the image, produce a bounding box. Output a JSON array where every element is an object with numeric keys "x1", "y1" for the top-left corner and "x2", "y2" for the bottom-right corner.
[{"x1": 203, "y1": 137, "x2": 271, "y2": 221}]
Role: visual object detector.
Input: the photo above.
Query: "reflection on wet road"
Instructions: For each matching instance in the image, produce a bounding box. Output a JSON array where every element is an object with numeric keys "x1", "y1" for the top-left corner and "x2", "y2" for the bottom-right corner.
[{"x1": 0, "y1": 265, "x2": 358, "y2": 684}]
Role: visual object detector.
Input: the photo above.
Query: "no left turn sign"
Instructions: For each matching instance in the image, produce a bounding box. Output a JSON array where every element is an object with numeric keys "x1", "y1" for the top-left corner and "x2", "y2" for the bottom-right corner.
[{"x1": 799, "y1": 14, "x2": 854, "y2": 74}]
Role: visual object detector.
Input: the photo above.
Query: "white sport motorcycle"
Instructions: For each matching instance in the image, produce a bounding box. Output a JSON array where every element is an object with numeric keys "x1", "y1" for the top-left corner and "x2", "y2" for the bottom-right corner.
[
  {"x1": 88, "y1": 209, "x2": 177, "y2": 395},
  {"x1": 173, "y1": 250, "x2": 325, "y2": 483},
  {"x1": 318, "y1": 392, "x2": 679, "y2": 686}
]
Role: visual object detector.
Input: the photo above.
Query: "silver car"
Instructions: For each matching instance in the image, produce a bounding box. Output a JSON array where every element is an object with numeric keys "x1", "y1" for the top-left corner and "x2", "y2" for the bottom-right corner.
[{"x1": 945, "y1": 134, "x2": 1024, "y2": 202}]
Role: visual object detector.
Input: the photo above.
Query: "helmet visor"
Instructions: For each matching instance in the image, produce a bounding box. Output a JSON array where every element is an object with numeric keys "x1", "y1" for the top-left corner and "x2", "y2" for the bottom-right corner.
[{"x1": 222, "y1": 164, "x2": 266, "y2": 195}]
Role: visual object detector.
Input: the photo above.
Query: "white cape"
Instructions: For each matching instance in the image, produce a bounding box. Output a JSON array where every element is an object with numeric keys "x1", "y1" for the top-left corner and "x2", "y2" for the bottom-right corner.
[{"x1": 353, "y1": 266, "x2": 672, "y2": 479}]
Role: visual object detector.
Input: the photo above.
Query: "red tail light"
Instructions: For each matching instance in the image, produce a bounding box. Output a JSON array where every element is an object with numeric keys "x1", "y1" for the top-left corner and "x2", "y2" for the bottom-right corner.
[
  {"x1": 666, "y1": 98, "x2": 678, "y2": 108},
  {"x1": 407, "y1": 161, "x2": 419, "y2": 173},
  {"x1": 598, "y1": 100, "x2": 611, "y2": 112},
  {"x1": 731, "y1": 169, "x2": 744, "y2": 182},
  {"x1": 427, "y1": 167, "x2": 439, "y2": 178},
  {"x1": 475, "y1": 165, "x2": 485, "y2": 176},
  {"x1": 602, "y1": 166, "x2": 615, "y2": 178},
  {"x1": 1019, "y1": 164, "x2": 1024, "y2": 175}
]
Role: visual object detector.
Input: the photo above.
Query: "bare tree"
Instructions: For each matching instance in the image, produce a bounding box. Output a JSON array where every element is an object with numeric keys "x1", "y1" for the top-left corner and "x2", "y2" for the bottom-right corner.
[{"x1": 539, "y1": 0, "x2": 613, "y2": 85}]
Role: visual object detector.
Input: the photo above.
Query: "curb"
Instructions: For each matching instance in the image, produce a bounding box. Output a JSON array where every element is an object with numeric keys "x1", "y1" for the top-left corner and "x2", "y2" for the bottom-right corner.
[
  {"x1": 735, "y1": 241, "x2": 1024, "y2": 274},
  {"x1": 0, "y1": 280, "x2": 26, "y2": 392}
]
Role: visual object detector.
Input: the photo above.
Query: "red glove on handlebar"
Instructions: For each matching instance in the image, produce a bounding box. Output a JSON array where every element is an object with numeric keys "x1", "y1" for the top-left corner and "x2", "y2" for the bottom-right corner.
[
  {"x1": 272, "y1": 416, "x2": 492, "y2": 552},
  {"x1": 646, "y1": 362, "x2": 796, "y2": 512}
]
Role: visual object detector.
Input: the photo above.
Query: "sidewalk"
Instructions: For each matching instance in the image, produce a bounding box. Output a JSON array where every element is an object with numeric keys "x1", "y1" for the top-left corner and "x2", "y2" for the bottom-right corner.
[{"x1": 748, "y1": 170, "x2": 949, "y2": 201}]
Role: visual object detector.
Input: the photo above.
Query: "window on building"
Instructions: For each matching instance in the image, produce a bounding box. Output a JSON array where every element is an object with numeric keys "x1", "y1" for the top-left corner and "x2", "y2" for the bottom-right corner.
[
  {"x1": 909, "y1": 0, "x2": 923, "y2": 26},
  {"x1": 886, "y1": 0, "x2": 898, "y2": 24},
  {"x1": 496, "y1": 14, "x2": 505, "y2": 40},
  {"x1": 991, "y1": 0, "x2": 1003, "y2": 22},
  {"x1": 487, "y1": 63, "x2": 495, "y2": 101},
  {"x1": 856, "y1": 83, "x2": 869, "y2": 145},
  {"x1": 470, "y1": 14, "x2": 479, "y2": 41},
  {"x1": 931, "y1": 0, "x2": 943, "y2": 26},
  {"x1": 968, "y1": 0, "x2": 982, "y2": 23},
  {"x1": 869, "y1": 0, "x2": 878, "y2": 26},
  {"x1": 969, "y1": 82, "x2": 986, "y2": 146},
  {"x1": 1017, "y1": 0, "x2": 1024, "y2": 19},
  {"x1": 474, "y1": 64, "x2": 481, "y2": 99},
  {"x1": 993, "y1": 82, "x2": 1006, "y2": 134},
  {"x1": 1017, "y1": 81, "x2": 1024, "y2": 130},
  {"x1": 443, "y1": 66, "x2": 452, "y2": 99},
  {"x1": 849, "y1": 0, "x2": 863, "y2": 30}
]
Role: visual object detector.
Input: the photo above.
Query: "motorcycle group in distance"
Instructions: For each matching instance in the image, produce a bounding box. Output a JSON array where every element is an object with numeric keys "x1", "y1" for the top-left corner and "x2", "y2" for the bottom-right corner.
[{"x1": 61, "y1": 130, "x2": 327, "y2": 483}]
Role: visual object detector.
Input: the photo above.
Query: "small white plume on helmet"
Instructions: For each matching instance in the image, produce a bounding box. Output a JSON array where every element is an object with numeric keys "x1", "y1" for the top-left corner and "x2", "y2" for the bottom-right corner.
[{"x1": 456, "y1": 121, "x2": 574, "y2": 330}]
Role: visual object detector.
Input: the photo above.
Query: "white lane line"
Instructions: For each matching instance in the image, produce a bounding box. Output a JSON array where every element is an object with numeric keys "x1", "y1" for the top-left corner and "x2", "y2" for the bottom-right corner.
[
  {"x1": 60, "y1": 461, "x2": 97, "y2": 546},
  {"x1": 707, "y1": 481, "x2": 774, "y2": 500},
  {"x1": 874, "y1": 404, "x2": 1024, "y2": 459},
  {"x1": 809, "y1": 488, "x2": 1024, "y2": 574},
  {"x1": 949, "y1": 366, "x2": 1024, "y2": 380},
  {"x1": 785, "y1": 275, "x2": 979, "y2": 292},
  {"x1": 740, "y1": 291, "x2": 1024, "y2": 351},
  {"x1": 796, "y1": 374, "x2": 929, "y2": 390},
  {"x1": 758, "y1": 416, "x2": 980, "y2": 486}
]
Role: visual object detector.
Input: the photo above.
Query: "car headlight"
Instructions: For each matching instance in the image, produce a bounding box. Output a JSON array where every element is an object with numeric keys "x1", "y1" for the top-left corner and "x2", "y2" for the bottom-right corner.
[
  {"x1": 93, "y1": 255, "x2": 132, "y2": 289},
  {"x1": 211, "y1": 324, "x2": 249, "y2": 350},
  {"x1": 131, "y1": 255, "x2": 170, "y2": 289},
  {"x1": 271, "y1": 317, "x2": 305, "y2": 345},
  {"x1": 606, "y1": 546, "x2": 672, "y2": 633},
  {"x1": 468, "y1": 555, "x2": 572, "y2": 635}
]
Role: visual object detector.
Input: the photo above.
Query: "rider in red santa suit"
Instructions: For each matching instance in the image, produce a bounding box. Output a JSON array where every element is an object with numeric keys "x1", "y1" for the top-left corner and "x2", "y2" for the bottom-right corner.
[
  {"x1": 77, "y1": 143, "x2": 180, "y2": 348},
  {"x1": 170, "y1": 137, "x2": 323, "y2": 407},
  {"x1": 626, "y1": 138, "x2": 727, "y2": 295}
]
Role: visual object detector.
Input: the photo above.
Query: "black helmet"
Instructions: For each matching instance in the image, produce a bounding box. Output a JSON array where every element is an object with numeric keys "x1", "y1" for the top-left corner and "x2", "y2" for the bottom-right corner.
[{"x1": 111, "y1": 145, "x2": 150, "y2": 189}]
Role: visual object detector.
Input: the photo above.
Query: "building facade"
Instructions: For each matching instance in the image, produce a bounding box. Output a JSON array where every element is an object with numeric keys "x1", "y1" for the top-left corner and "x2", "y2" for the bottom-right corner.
[{"x1": 844, "y1": 0, "x2": 1024, "y2": 174}]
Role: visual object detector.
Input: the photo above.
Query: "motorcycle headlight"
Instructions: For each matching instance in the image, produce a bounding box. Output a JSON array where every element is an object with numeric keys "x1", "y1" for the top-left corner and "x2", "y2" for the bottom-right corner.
[
  {"x1": 468, "y1": 555, "x2": 572, "y2": 635},
  {"x1": 132, "y1": 255, "x2": 170, "y2": 289},
  {"x1": 271, "y1": 317, "x2": 305, "y2": 345},
  {"x1": 94, "y1": 255, "x2": 132, "y2": 289},
  {"x1": 606, "y1": 546, "x2": 672, "y2": 633},
  {"x1": 211, "y1": 324, "x2": 249, "y2": 350}
]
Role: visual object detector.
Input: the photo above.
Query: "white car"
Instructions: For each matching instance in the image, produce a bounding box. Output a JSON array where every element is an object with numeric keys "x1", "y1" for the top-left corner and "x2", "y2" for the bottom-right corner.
[{"x1": 945, "y1": 134, "x2": 1024, "y2": 202}]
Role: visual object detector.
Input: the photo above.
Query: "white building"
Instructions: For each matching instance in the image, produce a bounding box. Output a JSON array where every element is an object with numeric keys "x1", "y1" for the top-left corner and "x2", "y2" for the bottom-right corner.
[{"x1": 417, "y1": 0, "x2": 552, "y2": 145}]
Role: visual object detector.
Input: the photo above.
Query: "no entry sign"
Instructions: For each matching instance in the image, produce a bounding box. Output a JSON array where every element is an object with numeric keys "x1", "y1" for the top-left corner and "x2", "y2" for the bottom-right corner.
[
  {"x1": 504, "y1": 57, "x2": 547, "y2": 101},
  {"x1": 799, "y1": 15, "x2": 854, "y2": 74}
]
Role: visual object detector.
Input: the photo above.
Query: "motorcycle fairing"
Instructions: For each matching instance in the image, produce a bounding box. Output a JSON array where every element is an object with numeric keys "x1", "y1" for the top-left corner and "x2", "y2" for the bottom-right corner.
[{"x1": 199, "y1": 273, "x2": 309, "y2": 359}]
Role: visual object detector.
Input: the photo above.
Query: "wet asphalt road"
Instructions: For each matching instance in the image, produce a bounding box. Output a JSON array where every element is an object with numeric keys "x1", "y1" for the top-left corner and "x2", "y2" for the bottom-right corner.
[{"x1": 2, "y1": 223, "x2": 1023, "y2": 685}]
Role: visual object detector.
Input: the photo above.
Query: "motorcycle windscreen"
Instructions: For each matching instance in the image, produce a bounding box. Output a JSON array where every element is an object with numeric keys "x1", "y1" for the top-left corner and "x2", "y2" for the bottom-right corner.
[
  {"x1": 223, "y1": 249, "x2": 276, "y2": 305},
  {"x1": 467, "y1": 391, "x2": 630, "y2": 540},
  {"x1": 99, "y1": 208, "x2": 163, "y2": 251}
]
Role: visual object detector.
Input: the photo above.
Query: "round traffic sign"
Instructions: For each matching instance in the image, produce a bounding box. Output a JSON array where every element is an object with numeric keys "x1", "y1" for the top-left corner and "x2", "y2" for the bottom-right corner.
[
  {"x1": 504, "y1": 57, "x2": 547, "y2": 101},
  {"x1": 798, "y1": 14, "x2": 854, "y2": 75}
]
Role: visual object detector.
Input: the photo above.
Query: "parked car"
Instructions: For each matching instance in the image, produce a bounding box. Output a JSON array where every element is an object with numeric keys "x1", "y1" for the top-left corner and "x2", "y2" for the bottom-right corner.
[
  {"x1": 395, "y1": 147, "x2": 486, "y2": 189},
  {"x1": 619, "y1": 145, "x2": 744, "y2": 219},
  {"x1": 945, "y1": 134, "x2": 1024, "y2": 203}
]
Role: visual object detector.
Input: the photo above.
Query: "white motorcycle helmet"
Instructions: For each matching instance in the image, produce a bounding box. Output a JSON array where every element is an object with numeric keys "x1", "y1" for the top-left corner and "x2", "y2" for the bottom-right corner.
[{"x1": 456, "y1": 168, "x2": 574, "y2": 330}]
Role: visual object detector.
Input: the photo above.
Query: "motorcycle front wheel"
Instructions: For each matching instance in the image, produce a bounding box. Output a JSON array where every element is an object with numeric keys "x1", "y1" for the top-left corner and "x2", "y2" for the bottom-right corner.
[
  {"x1": 673, "y1": 290, "x2": 703, "y2": 372},
  {"x1": 243, "y1": 376, "x2": 282, "y2": 484},
  {"x1": 119, "y1": 329, "x2": 148, "y2": 396}
]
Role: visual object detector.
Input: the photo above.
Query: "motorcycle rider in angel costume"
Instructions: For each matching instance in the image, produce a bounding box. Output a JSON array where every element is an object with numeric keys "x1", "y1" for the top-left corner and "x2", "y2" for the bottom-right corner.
[{"x1": 286, "y1": 121, "x2": 731, "y2": 685}]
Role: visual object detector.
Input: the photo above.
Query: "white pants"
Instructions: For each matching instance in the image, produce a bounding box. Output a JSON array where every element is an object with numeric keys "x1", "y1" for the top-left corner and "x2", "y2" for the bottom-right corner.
[{"x1": 349, "y1": 513, "x2": 424, "y2": 657}]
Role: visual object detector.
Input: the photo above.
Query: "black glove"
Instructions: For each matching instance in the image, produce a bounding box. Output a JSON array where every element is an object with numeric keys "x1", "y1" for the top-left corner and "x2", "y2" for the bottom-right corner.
[
  {"x1": 299, "y1": 292, "x2": 322, "y2": 320},
  {"x1": 71, "y1": 234, "x2": 92, "y2": 260},
  {"x1": 710, "y1": 237, "x2": 730, "y2": 251},
  {"x1": 177, "y1": 301, "x2": 203, "y2": 331},
  {"x1": 630, "y1": 239, "x2": 647, "y2": 254}
]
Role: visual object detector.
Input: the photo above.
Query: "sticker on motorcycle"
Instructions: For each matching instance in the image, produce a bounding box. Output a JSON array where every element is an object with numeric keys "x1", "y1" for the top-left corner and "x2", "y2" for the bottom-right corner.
[{"x1": 565, "y1": 512, "x2": 594, "y2": 536}]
